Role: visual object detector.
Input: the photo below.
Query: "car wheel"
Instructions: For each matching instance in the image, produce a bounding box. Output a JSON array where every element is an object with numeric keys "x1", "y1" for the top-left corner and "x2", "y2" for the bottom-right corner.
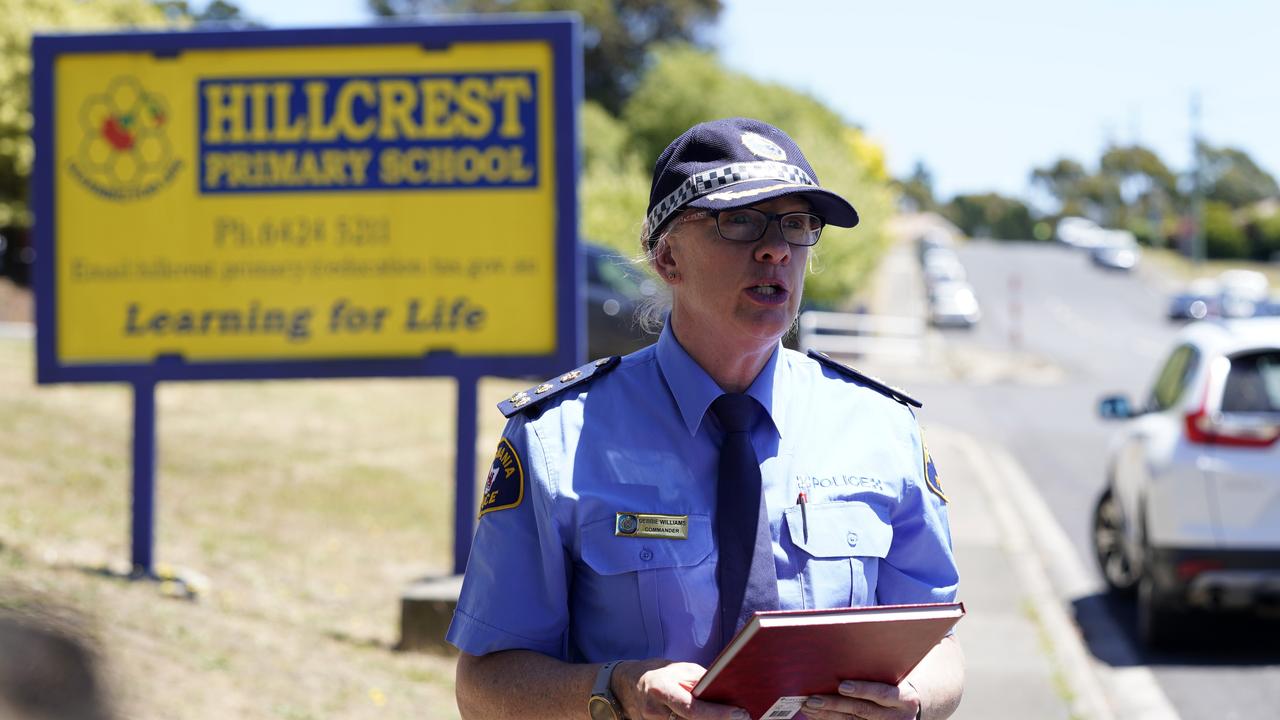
[
  {"x1": 1092, "y1": 487, "x2": 1139, "y2": 594},
  {"x1": 1137, "y1": 570, "x2": 1184, "y2": 651}
]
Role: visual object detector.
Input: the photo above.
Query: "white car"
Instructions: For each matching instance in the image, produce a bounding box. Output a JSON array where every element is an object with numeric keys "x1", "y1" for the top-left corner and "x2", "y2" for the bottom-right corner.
[
  {"x1": 1056, "y1": 216, "x2": 1105, "y2": 249},
  {"x1": 922, "y1": 248, "x2": 966, "y2": 287},
  {"x1": 1093, "y1": 318, "x2": 1280, "y2": 648},
  {"x1": 928, "y1": 281, "x2": 981, "y2": 328},
  {"x1": 1217, "y1": 269, "x2": 1270, "y2": 319},
  {"x1": 1088, "y1": 230, "x2": 1141, "y2": 271}
]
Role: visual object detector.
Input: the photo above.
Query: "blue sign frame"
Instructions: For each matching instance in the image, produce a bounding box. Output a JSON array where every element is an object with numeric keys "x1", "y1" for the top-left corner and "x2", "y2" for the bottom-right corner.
[
  {"x1": 31, "y1": 18, "x2": 582, "y2": 578},
  {"x1": 32, "y1": 17, "x2": 583, "y2": 385}
]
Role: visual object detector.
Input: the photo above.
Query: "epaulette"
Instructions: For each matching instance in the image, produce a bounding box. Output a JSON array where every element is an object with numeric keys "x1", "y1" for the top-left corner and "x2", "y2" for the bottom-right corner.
[
  {"x1": 497, "y1": 355, "x2": 622, "y2": 418},
  {"x1": 807, "y1": 349, "x2": 922, "y2": 409}
]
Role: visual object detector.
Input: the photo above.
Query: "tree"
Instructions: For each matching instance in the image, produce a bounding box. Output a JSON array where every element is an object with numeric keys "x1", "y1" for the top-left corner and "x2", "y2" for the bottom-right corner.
[
  {"x1": 367, "y1": 0, "x2": 722, "y2": 114},
  {"x1": 1199, "y1": 142, "x2": 1280, "y2": 208},
  {"x1": 943, "y1": 193, "x2": 1034, "y2": 240},
  {"x1": 0, "y1": 0, "x2": 169, "y2": 230},
  {"x1": 1029, "y1": 157, "x2": 1093, "y2": 218},
  {"x1": 1203, "y1": 201, "x2": 1249, "y2": 259},
  {"x1": 895, "y1": 161, "x2": 935, "y2": 213},
  {"x1": 154, "y1": 0, "x2": 257, "y2": 25},
  {"x1": 579, "y1": 100, "x2": 649, "y2": 251},
  {"x1": 1098, "y1": 144, "x2": 1179, "y2": 229},
  {"x1": 1246, "y1": 208, "x2": 1280, "y2": 262}
]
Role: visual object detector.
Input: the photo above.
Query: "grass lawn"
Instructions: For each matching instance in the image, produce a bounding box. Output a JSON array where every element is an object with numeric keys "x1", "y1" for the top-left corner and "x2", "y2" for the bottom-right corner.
[
  {"x1": 0, "y1": 331, "x2": 526, "y2": 720},
  {"x1": 1142, "y1": 246, "x2": 1280, "y2": 286}
]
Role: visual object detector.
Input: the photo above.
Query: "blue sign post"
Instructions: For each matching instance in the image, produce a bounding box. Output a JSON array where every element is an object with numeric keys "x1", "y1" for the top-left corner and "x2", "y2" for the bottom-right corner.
[{"x1": 32, "y1": 18, "x2": 582, "y2": 578}]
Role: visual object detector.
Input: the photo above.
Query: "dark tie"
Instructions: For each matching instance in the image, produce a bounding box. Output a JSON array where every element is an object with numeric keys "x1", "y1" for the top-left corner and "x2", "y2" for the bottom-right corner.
[{"x1": 711, "y1": 393, "x2": 780, "y2": 647}]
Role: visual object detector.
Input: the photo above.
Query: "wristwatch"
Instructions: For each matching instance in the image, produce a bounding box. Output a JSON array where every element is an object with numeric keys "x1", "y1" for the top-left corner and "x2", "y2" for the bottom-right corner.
[{"x1": 587, "y1": 660, "x2": 625, "y2": 720}]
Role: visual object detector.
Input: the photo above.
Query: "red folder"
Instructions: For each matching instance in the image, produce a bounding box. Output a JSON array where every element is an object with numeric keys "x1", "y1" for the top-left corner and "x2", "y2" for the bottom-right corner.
[{"x1": 692, "y1": 602, "x2": 964, "y2": 720}]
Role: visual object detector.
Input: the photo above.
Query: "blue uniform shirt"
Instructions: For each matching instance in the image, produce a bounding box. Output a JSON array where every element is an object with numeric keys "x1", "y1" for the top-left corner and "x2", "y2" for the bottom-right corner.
[{"x1": 446, "y1": 324, "x2": 958, "y2": 666}]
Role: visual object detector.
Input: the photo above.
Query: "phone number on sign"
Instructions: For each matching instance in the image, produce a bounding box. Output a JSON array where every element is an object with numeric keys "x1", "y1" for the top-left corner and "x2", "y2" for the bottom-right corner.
[{"x1": 212, "y1": 215, "x2": 391, "y2": 249}]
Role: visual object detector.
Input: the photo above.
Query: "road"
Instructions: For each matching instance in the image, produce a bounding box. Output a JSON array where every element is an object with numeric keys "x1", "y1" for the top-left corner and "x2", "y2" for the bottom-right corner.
[{"x1": 875, "y1": 239, "x2": 1280, "y2": 720}]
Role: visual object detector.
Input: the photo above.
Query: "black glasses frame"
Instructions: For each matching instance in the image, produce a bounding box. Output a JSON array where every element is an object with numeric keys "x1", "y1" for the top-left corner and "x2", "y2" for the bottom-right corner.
[{"x1": 709, "y1": 208, "x2": 826, "y2": 247}]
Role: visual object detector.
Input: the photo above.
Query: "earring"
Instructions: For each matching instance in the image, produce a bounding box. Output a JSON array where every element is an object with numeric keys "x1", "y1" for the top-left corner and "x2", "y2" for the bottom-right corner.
[{"x1": 668, "y1": 272, "x2": 678, "y2": 280}]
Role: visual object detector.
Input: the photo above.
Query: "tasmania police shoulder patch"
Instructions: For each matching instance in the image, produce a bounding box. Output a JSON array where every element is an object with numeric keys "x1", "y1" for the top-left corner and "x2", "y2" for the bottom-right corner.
[
  {"x1": 479, "y1": 437, "x2": 524, "y2": 517},
  {"x1": 807, "y1": 349, "x2": 922, "y2": 408},
  {"x1": 923, "y1": 438, "x2": 948, "y2": 504},
  {"x1": 496, "y1": 355, "x2": 622, "y2": 418}
]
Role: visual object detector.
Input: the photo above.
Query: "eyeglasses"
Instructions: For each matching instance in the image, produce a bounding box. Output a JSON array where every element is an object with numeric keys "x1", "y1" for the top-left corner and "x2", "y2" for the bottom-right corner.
[{"x1": 699, "y1": 208, "x2": 826, "y2": 247}]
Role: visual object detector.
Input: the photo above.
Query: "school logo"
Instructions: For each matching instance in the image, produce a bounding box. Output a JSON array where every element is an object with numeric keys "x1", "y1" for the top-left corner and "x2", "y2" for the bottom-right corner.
[{"x1": 68, "y1": 77, "x2": 182, "y2": 201}]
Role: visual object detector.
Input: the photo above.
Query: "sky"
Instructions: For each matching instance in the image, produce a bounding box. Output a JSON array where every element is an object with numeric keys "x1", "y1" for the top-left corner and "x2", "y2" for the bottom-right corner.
[{"x1": 233, "y1": 0, "x2": 1280, "y2": 201}]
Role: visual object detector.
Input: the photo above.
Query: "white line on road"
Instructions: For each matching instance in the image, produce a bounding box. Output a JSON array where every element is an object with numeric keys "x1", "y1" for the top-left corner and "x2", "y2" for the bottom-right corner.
[{"x1": 943, "y1": 428, "x2": 1181, "y2": 720}]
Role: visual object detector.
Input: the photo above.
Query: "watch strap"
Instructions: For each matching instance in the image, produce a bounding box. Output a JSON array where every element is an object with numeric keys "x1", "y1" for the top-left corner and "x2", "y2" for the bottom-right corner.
[{"x1": 590, "y1": 660, "x2": 624, "y2": 716}]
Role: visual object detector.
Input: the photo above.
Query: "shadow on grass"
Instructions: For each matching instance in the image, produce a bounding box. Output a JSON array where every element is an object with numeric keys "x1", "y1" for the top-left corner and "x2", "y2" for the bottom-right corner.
[{"x1": 73, "y1": 563, "x2": 201, "y2": 601}]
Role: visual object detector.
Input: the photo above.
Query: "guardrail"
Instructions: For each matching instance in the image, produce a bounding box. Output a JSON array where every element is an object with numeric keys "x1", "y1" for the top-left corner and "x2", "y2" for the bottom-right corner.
[
  {"x1": 798, "y1": 311, "x2": 926, "y2": 361},
  {"x1": 0, "y1": 322, "x2": 34, "y2": 340}
]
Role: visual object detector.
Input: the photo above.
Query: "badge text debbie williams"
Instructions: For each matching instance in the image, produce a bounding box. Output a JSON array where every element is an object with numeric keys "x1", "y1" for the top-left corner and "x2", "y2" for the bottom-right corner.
[{"x1": 198, "y1": 72, "x2": 538, "y2": 193}]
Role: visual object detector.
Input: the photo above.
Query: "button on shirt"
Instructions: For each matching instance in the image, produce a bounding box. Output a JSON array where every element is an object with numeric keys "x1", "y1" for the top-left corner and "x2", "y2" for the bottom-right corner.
[{"x1": 446, "y1": 324, "x2": 958, "y2": 667}]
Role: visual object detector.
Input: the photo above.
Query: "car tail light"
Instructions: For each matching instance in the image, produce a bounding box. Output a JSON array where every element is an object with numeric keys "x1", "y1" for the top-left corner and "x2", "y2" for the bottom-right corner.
[
  {"x1": 1184, "y1": 409, "x2": 1280, "y2": 447},
  {"x1": 1176, "y1": 558, "x2": 1224, "y2": 582},
  {"x1": 1184, "y1": 368, "x2": 1280, "y2": 447}
]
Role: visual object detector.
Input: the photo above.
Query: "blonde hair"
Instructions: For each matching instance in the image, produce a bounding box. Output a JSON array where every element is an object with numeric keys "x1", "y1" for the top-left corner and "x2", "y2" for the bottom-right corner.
[{"x1": 634, "y1": 216, "x2": 676, "y2": 335}]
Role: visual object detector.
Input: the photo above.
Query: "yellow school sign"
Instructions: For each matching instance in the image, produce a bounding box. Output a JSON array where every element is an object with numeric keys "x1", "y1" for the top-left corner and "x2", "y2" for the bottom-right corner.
[{"x1": 34, "y1": 20, "x2": 581, "y2": 382}]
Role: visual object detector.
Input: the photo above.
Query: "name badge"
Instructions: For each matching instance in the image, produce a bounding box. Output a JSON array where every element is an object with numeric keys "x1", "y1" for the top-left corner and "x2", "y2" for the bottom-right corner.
[{"x1": 615, "y1": 512, "x2": 688, "y2": 539}]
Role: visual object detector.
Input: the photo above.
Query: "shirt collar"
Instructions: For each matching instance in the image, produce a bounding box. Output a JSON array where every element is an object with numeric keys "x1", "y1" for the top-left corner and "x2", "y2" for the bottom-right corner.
[{"x1": 655, "y1": 322, "x2": 784, "y2": 438}]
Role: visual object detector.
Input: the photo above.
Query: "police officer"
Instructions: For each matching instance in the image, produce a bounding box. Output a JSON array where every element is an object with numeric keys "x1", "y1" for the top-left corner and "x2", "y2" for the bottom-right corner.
[{"x1": 449, "y1": 117, "x2": 963, "y2": 720}]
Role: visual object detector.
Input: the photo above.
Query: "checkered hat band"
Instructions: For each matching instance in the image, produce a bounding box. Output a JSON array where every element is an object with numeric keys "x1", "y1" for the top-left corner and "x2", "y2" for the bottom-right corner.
[{"x1": 647, "y1": 161, "x2": 816, "y2": 233}]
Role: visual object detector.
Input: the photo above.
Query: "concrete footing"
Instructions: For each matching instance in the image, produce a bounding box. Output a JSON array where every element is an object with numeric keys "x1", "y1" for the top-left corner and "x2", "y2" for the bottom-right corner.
[{"x1": 398, "y1": 575, "x2": 463, "y2": 654}]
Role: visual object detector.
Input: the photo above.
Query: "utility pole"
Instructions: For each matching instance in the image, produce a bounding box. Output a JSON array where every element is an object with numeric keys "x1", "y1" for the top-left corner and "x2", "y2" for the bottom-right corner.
[{"x1": 1189, "y1": 93, "x2": 1205, "y2": 265}]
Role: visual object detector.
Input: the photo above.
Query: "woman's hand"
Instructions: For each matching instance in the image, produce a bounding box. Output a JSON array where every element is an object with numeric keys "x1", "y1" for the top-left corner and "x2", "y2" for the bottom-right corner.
[
  {"x1": 798, "y1": 678, "x2": 921, "y2": 720},
  {"x1": 613, "y1": 659, "x2": 749, "y2": 720}
]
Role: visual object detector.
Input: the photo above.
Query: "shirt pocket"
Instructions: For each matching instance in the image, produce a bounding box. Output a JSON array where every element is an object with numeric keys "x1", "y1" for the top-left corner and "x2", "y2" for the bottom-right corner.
[
  {"x1": 577, "y1": 514, "x2": 714, "y2": 659},
  {"x1": 783, "y1": 500, "x2": 893, "y2": 609}
]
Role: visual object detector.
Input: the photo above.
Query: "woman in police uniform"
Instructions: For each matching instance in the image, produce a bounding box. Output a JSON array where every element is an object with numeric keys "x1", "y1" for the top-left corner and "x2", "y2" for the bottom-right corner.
[{"x1": 448, "y1": 118, "x2": 963, "y2": 720}]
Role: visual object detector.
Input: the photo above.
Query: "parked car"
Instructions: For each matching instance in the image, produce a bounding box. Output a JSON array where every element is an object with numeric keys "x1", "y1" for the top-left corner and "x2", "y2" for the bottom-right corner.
[
  {"x1": 585, "y1": 242, "x2": 658, "y2": 358},
  {"x1": 1216, "y1": 269, "x2": 1270, "y2": 319},
  {"x1": 916, "y1": 229, "x2": 953, "y2": 263},
  {"x1": 1056, "y1": 216, "x2": 1105, "y2": 249},
  {"x1": 1254, "y1": 296, "x2": 1280, "y2": 317},
  {"x1": 1092, "y1": 318, "x2": 1280, "y2": 648},
  {"x1": 1167, "y1": 278, "x2": 1219, "y2": 321},
  {"x1": 1088, "y1": 230, "x2": 1140, "y2": 271},
  {"x1": 922, "y1": 247, "x2": 966, "y2": 287},
  {"x1": 0, "y1": 226, "x2": 32, "y2": 286},
  {"x1": 1218, "y1": 269, "x2": 1269, "y2": 299},
  {"x1": 928, "y1": 280, "x2": 981, "y2": 328}
]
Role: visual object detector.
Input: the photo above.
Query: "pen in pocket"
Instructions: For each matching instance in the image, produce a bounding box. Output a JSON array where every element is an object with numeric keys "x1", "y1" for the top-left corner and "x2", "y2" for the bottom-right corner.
[{"x1": 796, "y1": 492, "x2": 808, "y2": 543}]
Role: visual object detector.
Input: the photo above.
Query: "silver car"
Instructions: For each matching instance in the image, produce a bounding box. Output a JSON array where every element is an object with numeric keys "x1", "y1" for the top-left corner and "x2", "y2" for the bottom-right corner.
[
  {"x1": 1093, "y1": 318, "x2": 1280, "y2": 648},
  {"x1": 928, "y1": 281, "x2": 981, "y2": 328}
]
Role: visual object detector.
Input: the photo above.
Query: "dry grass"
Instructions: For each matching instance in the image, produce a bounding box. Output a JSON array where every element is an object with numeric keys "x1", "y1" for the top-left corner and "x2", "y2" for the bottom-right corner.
[
  {"x1": 0, "y1": 329, "x2": 525, "y2": 720},
  {"x1": 0, "y1": 277, "x2": 32, "y2": 323},
  {"x1": 1142, "y1": 247, "x2": 1280, "y2": 286}
]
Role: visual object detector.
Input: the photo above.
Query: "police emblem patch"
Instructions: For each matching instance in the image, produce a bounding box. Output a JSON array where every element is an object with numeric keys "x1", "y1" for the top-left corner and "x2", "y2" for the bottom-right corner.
[
  {"x1": 923, "y1": 440, "x2": 948, "y2": 504},
  {"x1": 479, "y1": 437, "x2": 524, "y2": 517},
  {"x1": 741, "y1": 132, "x2": 787, "y2": 161},
  {"x1": 616, "y1": 513, "x2": 639, "y2": 535}
]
